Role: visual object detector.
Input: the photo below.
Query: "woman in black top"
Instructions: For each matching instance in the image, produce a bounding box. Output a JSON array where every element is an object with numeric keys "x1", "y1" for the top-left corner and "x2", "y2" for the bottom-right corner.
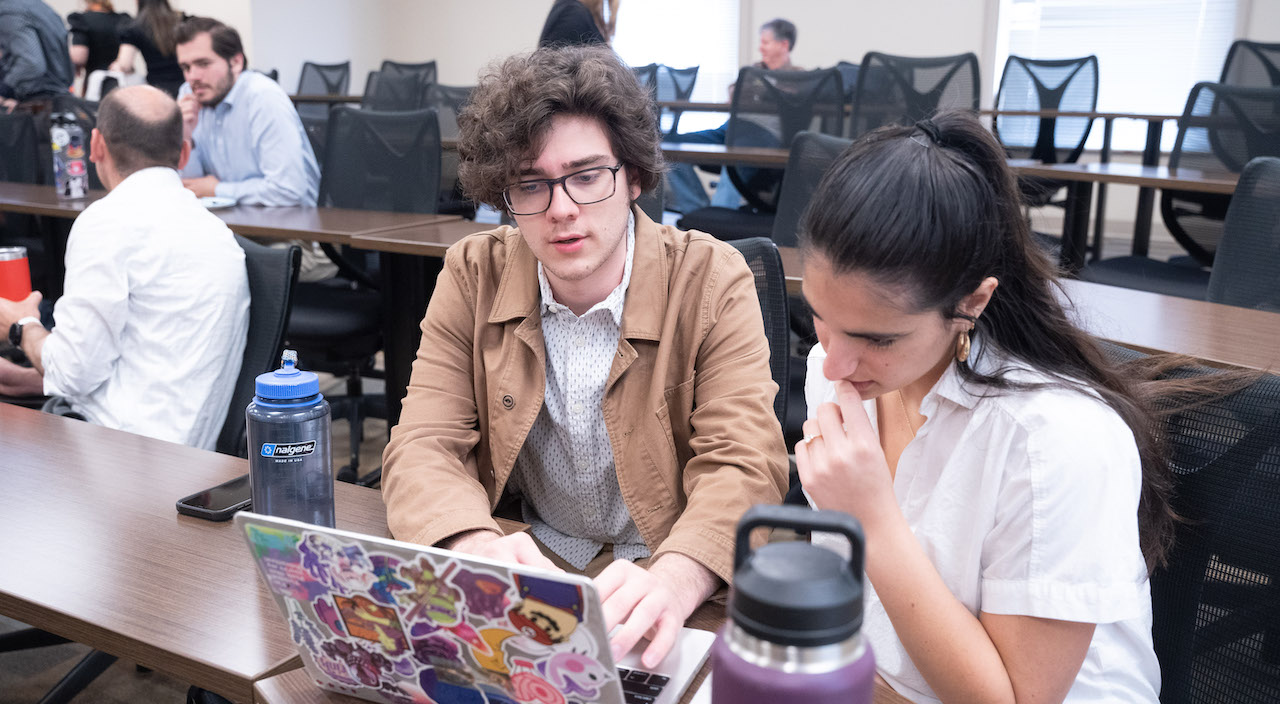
[
  {"x1": 67, "y1": 1, "x2": 130, "y2": 95},
  {"x1": 538, "y1": 0, "x2": 618, "y2": 48},
  {"x1": 108, "y1": 0, "x2": 186, "y2": 97}
]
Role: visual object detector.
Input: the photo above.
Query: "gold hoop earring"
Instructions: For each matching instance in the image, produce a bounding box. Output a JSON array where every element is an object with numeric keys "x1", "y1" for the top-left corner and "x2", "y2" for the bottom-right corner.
[{"x1": 955, "y1": 328, "x2": 972, "y2": 363}]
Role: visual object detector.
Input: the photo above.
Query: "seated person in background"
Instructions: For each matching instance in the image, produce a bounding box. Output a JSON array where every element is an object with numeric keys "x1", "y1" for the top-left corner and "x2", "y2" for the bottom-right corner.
[
  {"x1": 381, "y1": 45, "x2": 788, "y2": 668},
  {"x1": 67, "y1": 0, "x2": 130, "y2": 95},
  {"x1": 795, "y1": 111, "x2": 1170, "y2": 702},
  {"x1": 0, "y1": 0, "x2": 75, "y2": 111},
  {"x1": 174, "y1": 16, "x2": 334, "y2": 281},
  {"x1": 0, "y1": 85, "x2": 249, "y2": 451},
  {"x1": 665, "y1": 17, "x2": 801, "y2": 214}
]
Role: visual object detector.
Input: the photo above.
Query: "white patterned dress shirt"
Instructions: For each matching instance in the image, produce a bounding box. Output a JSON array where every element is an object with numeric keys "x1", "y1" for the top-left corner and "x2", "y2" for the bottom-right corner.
[{"x1": 509, "y1": 213, "x2": 649, "y2": 569}]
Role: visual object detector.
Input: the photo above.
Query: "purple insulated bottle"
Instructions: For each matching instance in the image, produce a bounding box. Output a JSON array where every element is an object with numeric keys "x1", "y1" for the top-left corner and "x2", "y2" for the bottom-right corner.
[{"x1": 711, "y1": 505, "x2": 874, "y2": 703}]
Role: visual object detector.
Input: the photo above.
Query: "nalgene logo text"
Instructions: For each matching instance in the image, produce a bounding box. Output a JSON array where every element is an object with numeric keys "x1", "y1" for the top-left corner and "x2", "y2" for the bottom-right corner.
[{"x1": 260, "y1": 441, "x2": 317, "y2": 458}]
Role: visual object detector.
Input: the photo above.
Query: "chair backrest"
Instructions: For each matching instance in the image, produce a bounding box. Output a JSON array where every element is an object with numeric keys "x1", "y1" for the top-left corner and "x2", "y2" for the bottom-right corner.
[
  {"x1": 319, "y1": 106, "x2": 442, "y2": 215},
  {"x1": 1220, "y1": 40, "x2": 1280, "y2": 87},
  {"x1": 0, "y1": 112, "x2": 42, "y2": 184},
  {"x1": 632, "y1": 63, "x2": 660, "y2": 97},
  {"x1": 422, "y1": 84, "x2": 474, "y2": 213},
  {"x1": 1098, "y1": 343, "x2": 1280, "y2": 704},
  {"x1": 422, "y1": 83, "x2": 473, "y2": 141},
  {"x1": 1207, "y1": 156, "x2": 1280, "y2": 311},
  {"x1": 1161, "y1": 82, "x2": 1280, "y2": 265},
  {"x1": 771, "y1": 131, "x2": 853, "y2": 248},
  {"x1": 725, "y1": 66, "x2": 845, "y2": 212},
  {"x1": 362, "y1": 60, "x2": 436, "y2": 111},
  {"x1": 295, "y1": 61, "x2": 351, "y2": 121},
  {"x1": 216, "y1": 236, "x2": 301, "y2": 457},
  {"x1": 656, "y1": 64, "x2": 698, "y2": 136},
  {"x1": 724, "y1": 237, "x2": 789, "y2": 427},
  {"x1": 995, "y1": 55, "x2": 1098, "y2": 165},
  {"x1": 851, "y1": 52, "x2": 980, "y2": 138}
]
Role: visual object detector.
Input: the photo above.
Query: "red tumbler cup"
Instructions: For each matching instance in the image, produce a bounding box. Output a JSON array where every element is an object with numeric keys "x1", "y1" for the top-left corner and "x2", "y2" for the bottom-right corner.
[{"x1": 0, "y1": 247, "x2": 32, "y2": 302}]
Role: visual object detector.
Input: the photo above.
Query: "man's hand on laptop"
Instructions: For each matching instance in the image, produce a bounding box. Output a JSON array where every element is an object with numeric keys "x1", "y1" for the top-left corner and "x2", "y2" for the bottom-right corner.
[
  {"x1": 444, "y1": 529, "x2": 562, "y2": 572},
  {"x1": 596, "y1": 553, "x2": 719, "y2": 669}
]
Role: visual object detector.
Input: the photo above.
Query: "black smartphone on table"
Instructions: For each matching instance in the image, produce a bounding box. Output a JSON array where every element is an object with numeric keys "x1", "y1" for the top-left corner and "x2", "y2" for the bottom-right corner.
[{"x1": 176, "y1": 473, "x2": 251, "y2": 521}]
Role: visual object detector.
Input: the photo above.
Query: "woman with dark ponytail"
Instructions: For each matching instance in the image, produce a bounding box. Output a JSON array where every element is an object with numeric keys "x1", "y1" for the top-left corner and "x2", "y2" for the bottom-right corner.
[{"x1": 795, "y1": 111, "x2": 1168, "y2": 702}]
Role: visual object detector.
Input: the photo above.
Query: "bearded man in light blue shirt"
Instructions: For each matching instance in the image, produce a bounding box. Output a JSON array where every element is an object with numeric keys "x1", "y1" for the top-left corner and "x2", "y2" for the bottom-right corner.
[
  {"x1": 174, "y1": 16, "x2": 317, "y2": 206},
  {"x1": 172, "y1": 16, "x2": 333, "y2": 280}
]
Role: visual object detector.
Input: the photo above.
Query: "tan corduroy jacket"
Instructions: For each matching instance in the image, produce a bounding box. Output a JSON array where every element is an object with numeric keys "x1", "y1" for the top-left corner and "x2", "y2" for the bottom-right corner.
[{"x1": 381, "y1": 207, "x2": 788, "y2": 584}]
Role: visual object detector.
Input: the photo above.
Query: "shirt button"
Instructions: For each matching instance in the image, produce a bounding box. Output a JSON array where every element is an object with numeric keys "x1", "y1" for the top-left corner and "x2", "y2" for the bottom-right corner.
[
  {"x1": 571, "y1": 402, "x2": 584, "y2": 415},
  {"x1": 575, "y1": 336, "x2": 586, "y2": 348},
  {"x1": 576, "y1": 458, "x2": 590, "y2": 470}
]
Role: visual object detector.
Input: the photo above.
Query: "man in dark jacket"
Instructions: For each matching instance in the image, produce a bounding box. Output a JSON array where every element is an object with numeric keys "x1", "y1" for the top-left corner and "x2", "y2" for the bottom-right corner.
[{"x1": 0, "y1": 0, "x2": 74, "y2": 109}]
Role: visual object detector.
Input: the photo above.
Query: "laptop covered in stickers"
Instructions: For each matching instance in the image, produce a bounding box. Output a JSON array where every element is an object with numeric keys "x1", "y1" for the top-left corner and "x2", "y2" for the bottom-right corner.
[{"x1": 235, "y1": 511, "x2": 716, "y2": 704}]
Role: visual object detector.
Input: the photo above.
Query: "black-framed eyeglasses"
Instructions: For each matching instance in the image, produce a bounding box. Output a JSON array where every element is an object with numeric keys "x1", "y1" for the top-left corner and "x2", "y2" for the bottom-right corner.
[{"x1": 502, "y1": 164, "x2": 624, "y2": 216}]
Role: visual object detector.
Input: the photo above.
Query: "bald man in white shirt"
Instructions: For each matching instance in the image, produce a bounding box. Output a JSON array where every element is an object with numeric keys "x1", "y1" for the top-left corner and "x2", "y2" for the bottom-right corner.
[{"x1": 0, "y1": 84, "x2": 249, "y2": 450}]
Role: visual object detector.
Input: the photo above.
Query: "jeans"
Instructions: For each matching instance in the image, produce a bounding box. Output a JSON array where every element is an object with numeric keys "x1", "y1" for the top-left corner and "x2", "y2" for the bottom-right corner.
[{"x1": 664, "y1": 123, "x2": 744, "y2": 214}]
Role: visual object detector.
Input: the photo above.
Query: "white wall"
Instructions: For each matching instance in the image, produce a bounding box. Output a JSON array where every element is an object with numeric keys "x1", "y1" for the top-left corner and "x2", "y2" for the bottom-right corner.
[
  {"x1": 1243, "y1": 0, "x2": 1280, "y2": 41},
  {"x1": 744, "y1": 0, "x2": 997, "y2": 101}
]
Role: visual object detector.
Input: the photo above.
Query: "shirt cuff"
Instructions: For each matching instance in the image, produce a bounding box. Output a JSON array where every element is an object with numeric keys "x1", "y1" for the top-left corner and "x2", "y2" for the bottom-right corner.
[
  {"x1": 982, "y1": 577, "x2": 1149, "y2": 624},
  {"x1": 213, "y1": 181, "x2": 240, "y2": 202}
]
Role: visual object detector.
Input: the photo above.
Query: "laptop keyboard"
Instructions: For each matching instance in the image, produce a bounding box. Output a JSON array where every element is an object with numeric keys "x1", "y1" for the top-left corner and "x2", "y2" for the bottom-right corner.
[{"x1": 617, "y1": 667, "x2": 671, "y2": 703}]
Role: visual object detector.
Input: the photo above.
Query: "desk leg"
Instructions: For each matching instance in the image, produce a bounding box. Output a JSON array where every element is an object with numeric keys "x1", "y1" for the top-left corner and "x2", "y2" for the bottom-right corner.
[
  {"x1": 1061, "y1": 181, "x2": 1094, "y2": 274},
  {"x1": 380, "y1": 252, "x2": 442, "y2": 435},
  {"x1": 1091, "y1": 117, "x2": 1114, "y2": 262},
  {"x1": 1132, "y1": 119, "x2": 1165, "y2": 258}
]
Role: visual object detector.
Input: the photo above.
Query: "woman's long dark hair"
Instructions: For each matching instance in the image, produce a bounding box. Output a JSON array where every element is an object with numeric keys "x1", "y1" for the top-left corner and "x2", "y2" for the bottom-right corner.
[
  {"x1": 135, "y1": 0, "x2": 180, "y2": 57},
  {"x1": 801, "y1": 110, "x2": 1196, "y2": 569}
]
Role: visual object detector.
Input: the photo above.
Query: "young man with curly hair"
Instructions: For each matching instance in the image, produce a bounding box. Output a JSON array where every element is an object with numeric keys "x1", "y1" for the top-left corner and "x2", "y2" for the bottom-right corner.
[{"x1": 381, "y1": 45, "x2": 787, "y2": 666}]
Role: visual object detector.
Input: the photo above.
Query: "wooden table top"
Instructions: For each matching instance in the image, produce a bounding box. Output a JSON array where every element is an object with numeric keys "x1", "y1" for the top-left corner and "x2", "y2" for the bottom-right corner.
[
  {"x1": 349, "y1": 218, "x2": 490, "y2": 256},
  {"x1": 1012, "y1": 162, "x2": 1238, "y2": 194},
  {"x1": 659, "y1": 141, "x2": 791, "y2": 168},
  {"x1": 779, "y1": 247, "x2": 1280, "y2": 372},
  {"x1": 0, "y1": 182, "x2": 459, "y2": 245},
  {"x1": 654, "y1": 101, "x2": 1180, "y2": 124},
  {"x1": 0, "y1": 404, "x2": 393, "y2": 702},
  {"x1": 289, "y1": 94, "x2": 362, "y2": 104}
]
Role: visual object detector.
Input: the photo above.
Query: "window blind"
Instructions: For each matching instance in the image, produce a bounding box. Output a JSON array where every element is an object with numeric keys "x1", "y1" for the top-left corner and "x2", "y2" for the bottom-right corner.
[
  {"x1": 611, "y1": 0, "x2": 740, "y2": 133},
  {"x1": 995, "y1": 0, "x2": 1238, "y2": 151}
]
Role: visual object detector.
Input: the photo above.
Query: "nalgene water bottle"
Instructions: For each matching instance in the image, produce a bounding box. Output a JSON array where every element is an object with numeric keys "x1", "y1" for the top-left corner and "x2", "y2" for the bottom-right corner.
[
  {"x1": 51, "y1": 112, "x2": 88, "y2": 200},
  {"x1": 246, "y1": 350, "x2": 335, "y2": 527},
  {"x1": 711, "y1": 504, "x2": 874, "y2": 704}
]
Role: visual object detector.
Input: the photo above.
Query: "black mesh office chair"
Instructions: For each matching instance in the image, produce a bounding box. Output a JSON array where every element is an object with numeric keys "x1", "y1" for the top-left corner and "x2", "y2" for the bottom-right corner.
[
  {"x1": 632, "y1": 62, "x2": 659, "y2": 94},
  {"x1": 1096, "y1": 343, "x2": 1280, "y2": 704},
  {"x1": 995, "y1": 55, "x2": 1098, "y2": 205},
  {"x1": 1082, "y1": 83, "x2": 1280, "y2": 298},
  {"x1": 423, "y1": 83, "x2": 475, "y2": 217},
  {"x1": 850, "y1": 52, "x2": 979, "y2": 138},
  {"x1": 678, "y1": 66, "x2": 844, "y2": 240},
  {"x1": 295, "y1": 61, "x2": 351, "y2": 161},
  {"x1": 1220, "y1": 40, "x2": 1280, "y2": 87},
  {"x1": 216, "y1": 237, "x2": 301, "y2": 457},
  {"x1": 724, "y1": 237, "x2": 788, "y2": 428},
  {"x1": 657, "y1": 65, "x2": 698, "y2": 138},
  {"x1": 286, "y1": 106, "x2": 442, "y2": 483},
  {"x1": 767, "y1": 131, "x2": 852, "y2": 450},
  {"x1": 0, "y1": 113, "x2": 45, "y2": 294},
  {"x1": 1163, "y1": 83, "x2": 1280, "y2": 267},
  {"x1": 361, "y1": 60, "x2": 436, "y2": 111},
  {"x1": 1206, "y1": 157, "x2": 1280, "y2": 311}
]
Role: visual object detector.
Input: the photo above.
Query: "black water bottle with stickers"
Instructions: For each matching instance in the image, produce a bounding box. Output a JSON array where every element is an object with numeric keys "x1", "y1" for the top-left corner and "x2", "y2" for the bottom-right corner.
[{"x1": 246, "y1": 350, "x2": 335, "y2": 527}]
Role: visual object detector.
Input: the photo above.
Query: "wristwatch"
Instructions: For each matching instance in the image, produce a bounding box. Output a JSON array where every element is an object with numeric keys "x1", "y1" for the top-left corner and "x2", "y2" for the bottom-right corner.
[{"x1": 8, "y1": 316, "x2": 41, "y2": 347}]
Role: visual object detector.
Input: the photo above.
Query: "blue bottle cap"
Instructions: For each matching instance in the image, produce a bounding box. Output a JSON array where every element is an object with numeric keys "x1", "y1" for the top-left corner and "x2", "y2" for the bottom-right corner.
[{"x1": 254, "y1": 349, "x2": 321, "y2": 400}]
